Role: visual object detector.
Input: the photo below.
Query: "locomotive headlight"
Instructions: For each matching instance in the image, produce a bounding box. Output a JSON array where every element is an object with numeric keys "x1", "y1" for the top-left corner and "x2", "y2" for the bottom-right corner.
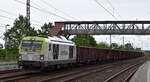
[
  {"x1": 19, "y1": 55, "x2": 22, "y2": 60},
  {"x1": 40, "y1": 55, "x2": 44, "y2": 60}
]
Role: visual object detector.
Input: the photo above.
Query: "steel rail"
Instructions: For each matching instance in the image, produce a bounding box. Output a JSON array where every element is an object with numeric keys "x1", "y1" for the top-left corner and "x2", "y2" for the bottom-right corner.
[
  {"x1": 103, "y1": 62, "x2": 143, "y2": 82},
  {"x1": 0, "y1": 69, "x2": 21, "y2": 74},
  {"x1": 123, "y1": 69, "x2": 137, "y2": 82},
  {"x1": 38, "y1": 57, "x2": 145, "y2": 82},
  {"x1": 38, "y1": 65, "x2": 113, "y2": 82},
  {"x1": 0, "y1": 71, "x2": 40, "y2": 82}
]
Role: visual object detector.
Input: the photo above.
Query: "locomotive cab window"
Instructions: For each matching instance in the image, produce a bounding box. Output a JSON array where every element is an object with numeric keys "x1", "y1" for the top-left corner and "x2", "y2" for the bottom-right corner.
[
  {"x1": 22, "y1": 40, "x2": 32, "y2": 50},
  {"x1": 49, "y1": 44, "x2": 51, "y2": 51},
  {"x1": 53, "y1": 44, "x2": 59, "y2": 59},
  {"x1": 69, "y1": 46, "x2": 73, "y2": 59},
  {"x1": 22, "y1": 40, "x2": 42, "y2": 50},
  {"x1": 32, "y1": 41, "x2": 42, "y2": 50}
]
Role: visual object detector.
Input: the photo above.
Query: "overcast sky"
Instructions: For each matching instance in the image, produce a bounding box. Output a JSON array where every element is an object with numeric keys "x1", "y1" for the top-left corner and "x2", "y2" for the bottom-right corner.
[{"x1": 0, "y1": 0, "x2": 150, "y2": 50}]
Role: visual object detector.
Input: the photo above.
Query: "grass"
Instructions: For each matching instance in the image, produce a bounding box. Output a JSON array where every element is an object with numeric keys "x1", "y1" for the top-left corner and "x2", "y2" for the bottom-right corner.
[
  {"x1": 0, "y1": 58, "x2": 17, "y2": 63},
  {"x1": 0, "y1": 49, "x2": 18, "y2": 63},
  {"x1": 0, "y1": 55, "x2": 18, "y2": 63}
]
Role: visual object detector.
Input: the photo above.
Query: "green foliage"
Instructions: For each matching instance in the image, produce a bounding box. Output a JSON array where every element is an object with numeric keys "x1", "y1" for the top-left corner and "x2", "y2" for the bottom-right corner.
[
  {"x1": 110, "y1": 43, "x2": 119, "y2": 49},
  {"x1": 72, "y1": 35, "x2": 137, "y2": 51},
  {"x1": 2, "y1": 15, "x2": 53, "y2": 62},
  {"x1": 124, "y1": 43, "x2": 134, "y2": 50},
  {"x1": 2, "y1": 15, "x2": 38, "y2": 61},
  {"x1": 72, "y1": 35, "x2": 97, "y2": 47},
  {"x1": 4, "y1": 15, "x2": 38, "y2": 50},
  {"x1": 118, "y1": 45, "x2": 125, "y2": 50},
  {"x1": 97, "y1": 42, "x2": 109, "y2": 48},
  {"x1": 0, "y1": 49, "x2": 5, "y2": 60},
  {"x1": 110, "y1": 43, "x2": 135, "y2": 50},
  {"x1": 38, "y1": 22, "x2": 52, "y2": 35},
  {"x1": 135, "y1": 48, "x2": 141, "y2": 51},
  {"x1": 0, "y1": 44, "x2": 3, "y2": 50}
]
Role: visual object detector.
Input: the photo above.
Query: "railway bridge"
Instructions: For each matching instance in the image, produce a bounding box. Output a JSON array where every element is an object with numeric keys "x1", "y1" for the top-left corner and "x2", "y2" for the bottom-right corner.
[{"x1": 49, "y1": 21, "x2": 150, "y2": 36}]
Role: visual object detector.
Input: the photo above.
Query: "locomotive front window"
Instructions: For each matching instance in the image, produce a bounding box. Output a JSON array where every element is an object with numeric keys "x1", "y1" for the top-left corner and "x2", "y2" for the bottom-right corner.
[
  {"x1": 22, "y1": 40, "x2": 32, "y2": 50},
  {"x1": 22, "y1": 40, "x2": 42, "y2": 50},
  {"x1": 32, "y1": 41, "x2": 42, "y2": 50}
]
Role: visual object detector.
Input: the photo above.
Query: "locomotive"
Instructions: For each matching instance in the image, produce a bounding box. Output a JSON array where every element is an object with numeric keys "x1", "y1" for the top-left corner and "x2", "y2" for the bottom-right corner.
[
  {"x1": 18, "y1": 36, "x2": 76, "y2": 68},
  {"x1": 18, "y1": 36, "x2": 144, "y2": 69}
]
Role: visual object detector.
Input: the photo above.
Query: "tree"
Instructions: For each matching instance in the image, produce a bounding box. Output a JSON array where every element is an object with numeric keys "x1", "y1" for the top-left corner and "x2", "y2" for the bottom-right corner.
[
  {"x1": 117, "y1": 43, "x2": 135, "y2": 51},
  {"x1": 110, "y1": 43, "x2": 119, "y2": 49},
  {"x1": 135, "y1": 48, "x2": 141, "y2": 51},
  {"x1": 0, "y1": 43, "x2": 3, "y2": 50},
  {"x1": 4, "y1": 15, "x2": 38, "y2": 50},
  {"x1": 124, "y1": 43, "x2": 134, "y2": 50},
  {"x1": 38, "y1": 22, "x2": 52, "y2": 35},
  {"x1": 71, "y1": 35, "x2": 97, "y2": 47},
  {"x1": 118, "y1": 45, "x2": 125, "y2": 50},
  {"x1": 97, "y1": 42, "x2": 109, "y2": 48}
]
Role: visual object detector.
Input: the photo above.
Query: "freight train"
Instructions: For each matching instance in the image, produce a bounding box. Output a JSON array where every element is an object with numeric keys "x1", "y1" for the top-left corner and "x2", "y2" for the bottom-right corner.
[{"x1": 18, "y1": 36, "x2": 144, "y2": 69}]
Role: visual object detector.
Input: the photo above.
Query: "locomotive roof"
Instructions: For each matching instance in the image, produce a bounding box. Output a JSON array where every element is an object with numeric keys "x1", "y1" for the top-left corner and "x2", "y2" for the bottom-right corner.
[
  {"x1": 47, "y1": 36, "x2": 73, "y2": 44},
  {"x1": 22, "y1": 36, "x2": 75, "y2": 45}
]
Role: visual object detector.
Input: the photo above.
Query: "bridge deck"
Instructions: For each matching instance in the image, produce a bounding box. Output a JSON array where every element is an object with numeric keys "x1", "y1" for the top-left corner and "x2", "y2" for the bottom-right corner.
[{"x1": 49, "y1": 21, "x2": 150, "y2": 36}]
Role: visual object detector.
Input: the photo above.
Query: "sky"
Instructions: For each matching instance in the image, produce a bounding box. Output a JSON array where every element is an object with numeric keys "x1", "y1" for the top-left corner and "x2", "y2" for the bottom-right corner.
[{"x1": 0, "y1": 0, "x2": 150, "y2": 50}]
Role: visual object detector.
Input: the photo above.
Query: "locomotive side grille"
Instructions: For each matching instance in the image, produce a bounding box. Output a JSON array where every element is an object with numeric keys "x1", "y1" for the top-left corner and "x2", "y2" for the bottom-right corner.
[
  {"x1": 32, "y1": 55, "x2": 40, "y2": 61},
  {"x1": 21, "y1": 54, "x2": 40, "y2": 61},
  {"x1": 22, "y1": 55, "x2": 29, "y2": 60}
]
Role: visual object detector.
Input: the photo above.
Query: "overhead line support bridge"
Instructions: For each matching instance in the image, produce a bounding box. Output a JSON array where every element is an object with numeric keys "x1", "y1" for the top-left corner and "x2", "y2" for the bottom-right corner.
[{"x1": 49, "y1": 21, "x2": 150, "y2": 36}]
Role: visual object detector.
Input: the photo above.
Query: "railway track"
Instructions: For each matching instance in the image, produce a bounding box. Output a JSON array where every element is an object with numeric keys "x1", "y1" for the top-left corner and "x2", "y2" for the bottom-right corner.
[
  {"x1": 0, "y1": 70, "x2": 40, "y2": 82},
  {"x1": 103, "y1": 63, "x2": 141, "y2": 82},
  {"x1": 69, "y1": 60, "x2": 144, "y2": 82},
  {"x1": 0, "y1": 57, "x2": 146, "y2": 82},
  {"x1": 15, "y1": 61, "x2": 129, "y2": 82},
  {"x1": 66, "y1": 63, "x2": 143, "y2": 82},
  {"x1": 38, "y1": 65, "x2": 113, "y2": 82},
  {"x1": 0, "y1": 63, "x2": 115, "y2": 82},
  {"x1": 37, "y1": 58, "x2": 145, "y2": 82},
  {"x1": 0, "y1": 69, "x2": 21, "y2": 74},
  {"x1": 123, "y1": 70, "x2": 137, "y2": 82}
]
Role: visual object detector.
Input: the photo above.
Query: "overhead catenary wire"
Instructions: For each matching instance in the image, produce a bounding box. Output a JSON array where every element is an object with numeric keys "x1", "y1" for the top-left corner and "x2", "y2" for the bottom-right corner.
[
  {"x1": 0, "y1": 14, "x2": 14, "y2": 20},
  {"x1": 0, "y1": 9, "x2": 16, "y2": 16},
  {"x1": 39, "y1": 0, "x2": 78, "y2": 20},
  {"x1": 94, "y1": 0, "x2": 118, "y2": 48},
  {"x1": 31, "y1": 20, "x2": 43, "y2": 24},
  {"x1": 0, "y1": 23, "x2": 7, "y2": 26},
  {"x1": 94, "y1": 0, "x2": 117, "y2": 19},
  {"x1": 0, "y1": 35, "x2": 3, "y2": 38},
  {"x1": 32, "y1": 23, "x2": 42, "y2": 27},
  {"x1": 14, "y1": 0, "x2": 70, "y2": 21},
  {"x1": 0, "y1": 8, "x2": 43, "y2": 24},
  {"x1": 0, "y1": 25, "x2": 5, "y2": 27},
  {"x1": 30, "y1": 0, "x2": 54, "y2": 22},
  {"x1": 0, "y1": 14, "x2": 41, "y2": 27},
  {"x1": 106, "y1": 0, "x2": 122, "y2": 18},
  {"x1": 30, "y1": 0, "x2": 71, "y2": 21}
]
